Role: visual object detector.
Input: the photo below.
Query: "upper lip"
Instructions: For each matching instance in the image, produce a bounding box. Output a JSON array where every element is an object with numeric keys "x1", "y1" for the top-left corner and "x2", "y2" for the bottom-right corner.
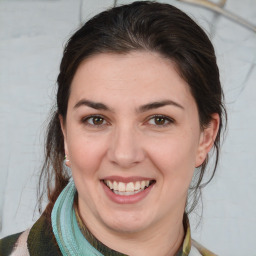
[{"x1": 101, "y1": 176, "x2": 155, "y2": 183}]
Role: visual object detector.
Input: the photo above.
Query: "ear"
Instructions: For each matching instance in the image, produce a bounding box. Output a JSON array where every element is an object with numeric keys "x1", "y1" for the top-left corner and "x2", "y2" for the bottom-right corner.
[
  {"x1": 59, "y1": 115, "x2": 71, "y2": 168},
  {"x1": 195, "y1": 113, "x2": 220, "y2": 167}
]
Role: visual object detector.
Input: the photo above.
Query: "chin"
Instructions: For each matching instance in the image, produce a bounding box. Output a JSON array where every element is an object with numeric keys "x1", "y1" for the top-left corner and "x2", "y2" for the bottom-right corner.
[{"x1": 101, "y1": 210, "x2": 153, "y2": 234}]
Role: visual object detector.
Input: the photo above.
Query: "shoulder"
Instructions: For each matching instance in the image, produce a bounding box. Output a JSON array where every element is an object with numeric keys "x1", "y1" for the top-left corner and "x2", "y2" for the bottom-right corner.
[
  {"x1": 0, "y1": 215, "x2": 61, "y2": 256},
  {"x1": 27, "y1": 214, "x2": 62, "y2": 256},
  {"x1": 0, "y1": 231, "x2": 23, "y2": 256},
  {"x1": 191, "y1": 239, "x2": 218, "y2": 256}
]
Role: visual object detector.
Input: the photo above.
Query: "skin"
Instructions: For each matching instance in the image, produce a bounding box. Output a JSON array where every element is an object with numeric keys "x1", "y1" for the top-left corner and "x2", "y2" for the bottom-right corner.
[{"x1": 60, "y1": 51, "x2": 219, "y2": 256}]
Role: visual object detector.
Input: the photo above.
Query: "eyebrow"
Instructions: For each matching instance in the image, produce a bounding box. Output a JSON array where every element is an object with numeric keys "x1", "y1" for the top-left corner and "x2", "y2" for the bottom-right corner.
[
  {"x1": 138, "y1": 100, "x2": 184, "y2": 113},
  {"x1": 73, "y1": 99, "x2": 184, "y2": 112},
  {"x1": 74, "y1": 99, "x2": 111, "y2": 111}
]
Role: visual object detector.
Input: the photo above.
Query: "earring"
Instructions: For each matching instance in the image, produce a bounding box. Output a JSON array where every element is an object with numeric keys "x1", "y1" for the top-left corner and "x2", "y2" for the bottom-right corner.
[{"x1": 64, "y1": 155, "x2": 70, "y2": 166}]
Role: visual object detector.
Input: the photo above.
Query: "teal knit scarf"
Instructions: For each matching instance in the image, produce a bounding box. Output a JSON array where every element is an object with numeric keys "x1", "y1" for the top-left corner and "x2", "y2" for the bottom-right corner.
[{"x1": 51, "y1": 179, "x2": 104, "y2": 256}]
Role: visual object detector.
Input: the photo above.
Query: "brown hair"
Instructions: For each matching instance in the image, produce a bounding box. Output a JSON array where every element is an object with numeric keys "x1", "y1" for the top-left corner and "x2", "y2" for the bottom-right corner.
[{"x1": 38, "y1": 1, "x2": 226, "y2": 219}]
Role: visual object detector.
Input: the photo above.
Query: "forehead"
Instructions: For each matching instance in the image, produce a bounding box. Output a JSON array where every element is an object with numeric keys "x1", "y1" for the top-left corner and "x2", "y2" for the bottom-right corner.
[{"x1": 69, "y1": 51, "x2": 195, "y2": 109}]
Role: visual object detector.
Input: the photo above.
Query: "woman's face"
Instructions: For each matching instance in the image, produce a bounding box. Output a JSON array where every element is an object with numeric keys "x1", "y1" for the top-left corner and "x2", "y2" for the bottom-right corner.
[{"x1": 61, "y1": 51, "x2": 217, "y2": 235}]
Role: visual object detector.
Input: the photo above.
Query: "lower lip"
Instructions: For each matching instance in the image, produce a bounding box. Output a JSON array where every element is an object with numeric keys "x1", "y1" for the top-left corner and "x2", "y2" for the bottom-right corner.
[{"x1": 101, "y1": 181, "x2": 154, "y2": 204}]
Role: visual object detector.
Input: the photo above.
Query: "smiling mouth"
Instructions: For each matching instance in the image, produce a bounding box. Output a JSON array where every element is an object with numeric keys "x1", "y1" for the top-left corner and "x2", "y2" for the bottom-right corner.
[{"x1": 103, "y1": 180, "x2": 156, "y2": 196}]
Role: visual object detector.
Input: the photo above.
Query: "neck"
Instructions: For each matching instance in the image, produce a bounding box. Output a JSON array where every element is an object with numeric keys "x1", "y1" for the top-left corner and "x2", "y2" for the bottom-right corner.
[{"x1": 77, "y1": 201, "x2": 185, "y2": 256}]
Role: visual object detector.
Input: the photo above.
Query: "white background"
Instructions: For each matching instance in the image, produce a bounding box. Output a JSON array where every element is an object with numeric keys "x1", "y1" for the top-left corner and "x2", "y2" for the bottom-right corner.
[{"x1": 0, "y1": 0, "x2": 255, "y2": 255}]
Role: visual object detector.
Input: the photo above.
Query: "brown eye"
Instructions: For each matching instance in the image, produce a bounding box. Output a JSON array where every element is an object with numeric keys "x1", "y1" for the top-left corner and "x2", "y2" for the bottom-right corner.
[
  {"x1": 154, "y1": 116, "x2": 166, "y2": 125},
  {"x1": 147, "y1": 115, "x2": 173, "y2": 127},
  {"x1": 83, "y1": 115, "x2": 107, "y2": 126},
  {"x1": 92, "y1": 116, "x2": 104, "y2": 125}
]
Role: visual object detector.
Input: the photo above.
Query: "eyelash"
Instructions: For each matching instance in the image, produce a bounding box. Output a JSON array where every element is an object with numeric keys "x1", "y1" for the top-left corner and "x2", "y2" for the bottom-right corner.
[
  {"x1": 146, "y1": 115, "x2": 174, "y2": 127},
  {"x1": 82, "y1": 115, "x2": 109, "y2": 128},
  {"x1": 81, "y1": 114, "x2": 174, "y2": 128}
]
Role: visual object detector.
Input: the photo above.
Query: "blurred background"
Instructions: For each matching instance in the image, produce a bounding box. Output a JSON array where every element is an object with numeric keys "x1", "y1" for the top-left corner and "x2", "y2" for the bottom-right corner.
[{"x1": 0, "y1": 0, "x2": 255, "y2": 255}]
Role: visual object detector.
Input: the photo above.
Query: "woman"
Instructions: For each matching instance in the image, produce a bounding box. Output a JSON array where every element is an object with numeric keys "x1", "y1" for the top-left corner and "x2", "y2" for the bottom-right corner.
[{"x1": 0, "y1": 1, "x2": 226, "y2": 255}]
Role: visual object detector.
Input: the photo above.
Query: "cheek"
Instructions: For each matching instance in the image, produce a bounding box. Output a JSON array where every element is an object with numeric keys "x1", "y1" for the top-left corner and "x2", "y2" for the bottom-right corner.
[
  {"x1": 67, "y1": 133, "x2": 108, "y2": 177},
  {"x1": 147, "y1": 133, "x2": 199, "y2": 180}
]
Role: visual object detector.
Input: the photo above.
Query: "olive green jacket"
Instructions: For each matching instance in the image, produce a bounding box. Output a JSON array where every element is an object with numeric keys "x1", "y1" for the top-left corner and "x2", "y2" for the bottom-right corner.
[{"x1": 0, "y1": 215, "x2": 62, "y2": 256}]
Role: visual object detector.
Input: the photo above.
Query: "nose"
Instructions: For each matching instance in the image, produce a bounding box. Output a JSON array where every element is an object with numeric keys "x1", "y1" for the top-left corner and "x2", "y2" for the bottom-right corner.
[{"x1": 107, "y1": 125, "x2": 145, "y2": 168}]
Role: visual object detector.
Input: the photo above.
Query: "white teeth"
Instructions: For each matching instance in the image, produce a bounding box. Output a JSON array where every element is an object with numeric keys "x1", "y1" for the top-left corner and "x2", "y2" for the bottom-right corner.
[
  {"x1": 114, "y1": 190, "x2": 142, "y2": 196},
  {"x1": 140, "y1": 180, "x2": 146, "y2": 189},
  {"x1": 107, "y1": 180, "x2": 113, "y2": 189},
  {"x1": 113, "y1": 181, "x2": 118, "y2": 190},
  {"x1": 104, "y1": 179, "x2": 153, "y2": 195},
  {"x1": 126, "y1": 182, "x2": 134, "y2": 192},
  {"x1": 118, "y1": 182, "x2": 126, "y2": 192},
  {"x1": 134, "y1": 181, "x2": 141, "y2": 190}
]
